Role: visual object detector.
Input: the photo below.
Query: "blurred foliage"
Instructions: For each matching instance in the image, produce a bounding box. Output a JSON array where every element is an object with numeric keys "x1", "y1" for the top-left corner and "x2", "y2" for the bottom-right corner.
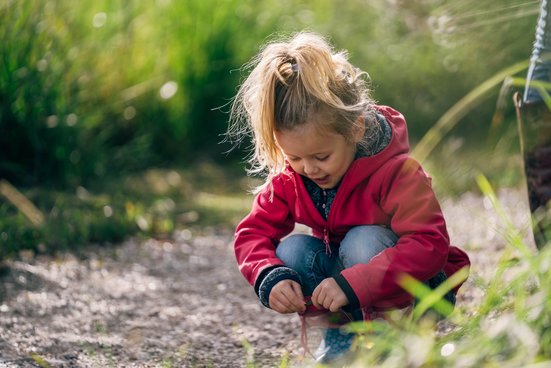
[
  {"x1": 0, "y1": 162, "x2": 253, "y2": 259},
  {"x1": 0, "y1": 0, "x2": 540, "y2": 188},
  {"x1": 0, "y1": 0, "x2": 260, "y2": 186}
]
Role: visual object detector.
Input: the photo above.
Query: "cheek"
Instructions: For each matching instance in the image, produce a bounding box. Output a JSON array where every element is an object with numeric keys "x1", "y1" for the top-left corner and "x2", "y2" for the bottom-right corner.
[
  {"x1": 288, "y1": 161, "x2": 303, "y2": 173},
  {"x1": 331, "y1": 162, "x2": 345, "y2": 175},
  {"x1": 331, "y1": 153, "x2": 354, "y2": 174}
]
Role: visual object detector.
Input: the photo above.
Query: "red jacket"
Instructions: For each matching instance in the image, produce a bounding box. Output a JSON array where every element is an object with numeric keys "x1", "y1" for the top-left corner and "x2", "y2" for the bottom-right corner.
[{"x1": 234, "y1": 105, "x2": 470, "y2": 310}]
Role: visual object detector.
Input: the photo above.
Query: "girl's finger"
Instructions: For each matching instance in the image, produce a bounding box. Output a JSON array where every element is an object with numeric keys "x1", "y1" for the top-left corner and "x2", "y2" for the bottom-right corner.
[
  {"x1": 289, "y1": 282, "x2": 306, "y2": 312},
  {"x1": 274, "y1": 284, "x2": 302, "y2": 312},
  {"x1": 328, "y1": 298, "x2": 341, "y2": 312},
  {"x1": 290, "y1": 281, "x2": 304, "y2": 301},
  {"x1": 323, "y1": 295, "x2": 332, "y2": 310},
  {"x1": 281, "y1": 289, "x2": 304, "y2": 312},
  {"x1": 311, "y1": 287, "x2": 320, "y2": 308},
  {"x1": 271, "y1": 297, "x2": 293, "y2": 314},
  {"x1": 313, "y1": 289, "x2": 326, "y2": 309}
]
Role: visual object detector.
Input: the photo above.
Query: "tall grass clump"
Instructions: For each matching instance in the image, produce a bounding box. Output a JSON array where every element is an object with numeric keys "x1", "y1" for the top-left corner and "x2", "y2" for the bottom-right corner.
[
  {"x1": 0, "y1": 0, "x2": 268, "y2": 188},
  {"x1": 0, "y1": 0, "x2": 156, "y2": 186},
  {"x1": 341, "y1": 175, "x2": 550, "y2": 367}
]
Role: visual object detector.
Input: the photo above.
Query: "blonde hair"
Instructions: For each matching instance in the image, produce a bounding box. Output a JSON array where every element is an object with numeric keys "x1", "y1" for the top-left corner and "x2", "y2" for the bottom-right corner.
[{"x1": 228, "y1": 32, "x2": 376, "y2": 191}]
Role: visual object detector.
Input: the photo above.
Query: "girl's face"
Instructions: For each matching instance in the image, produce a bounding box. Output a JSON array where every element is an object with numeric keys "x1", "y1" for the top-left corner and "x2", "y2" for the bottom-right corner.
[{"x1": 275, "y1": 121, "x2": 364, "y2": 189}]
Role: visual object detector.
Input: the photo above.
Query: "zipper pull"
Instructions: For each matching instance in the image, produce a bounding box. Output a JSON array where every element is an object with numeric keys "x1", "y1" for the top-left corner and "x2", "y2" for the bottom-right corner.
[
  {"x1": 321, "y1": 190, "x2": 327, "y2": 212},
  {"x1": 323, "y1": 227, "x2": 331, "y2": 255}
]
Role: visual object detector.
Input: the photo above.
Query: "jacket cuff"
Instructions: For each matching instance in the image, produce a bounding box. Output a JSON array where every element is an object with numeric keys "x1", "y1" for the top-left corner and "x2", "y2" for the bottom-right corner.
[
  {"x1": 334, "y1": 273, "x2": 360, "y2": 311},
  {"x1": 254, "y1": 266, "x2": 281, "y2": 297},
  {"x1": 425, "y1": 270, "x2": 456, "y2": 306},
  {"x1": 258, "y1": 267, "x2": 302, "y2": 308}
]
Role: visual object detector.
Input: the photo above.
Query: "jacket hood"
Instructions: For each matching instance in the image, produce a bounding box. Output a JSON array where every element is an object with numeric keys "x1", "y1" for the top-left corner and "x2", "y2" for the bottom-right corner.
[{"x1": 348, "y1": 105, "x2": 410, "y2": 182}]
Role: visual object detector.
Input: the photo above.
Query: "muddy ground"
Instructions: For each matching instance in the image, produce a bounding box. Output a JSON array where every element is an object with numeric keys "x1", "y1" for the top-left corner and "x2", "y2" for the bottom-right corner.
[{"x1": 0, "y1": 188, "x2": 535, "y2": 367}]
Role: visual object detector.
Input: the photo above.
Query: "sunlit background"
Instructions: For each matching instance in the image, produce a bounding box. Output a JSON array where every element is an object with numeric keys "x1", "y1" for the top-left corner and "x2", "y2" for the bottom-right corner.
[
  {"x1": 1, "y1": 0, "x2": 543, "y2": 260},
  {"x1": 0, "y1": 0, "x2": 538, "y2": 186}
]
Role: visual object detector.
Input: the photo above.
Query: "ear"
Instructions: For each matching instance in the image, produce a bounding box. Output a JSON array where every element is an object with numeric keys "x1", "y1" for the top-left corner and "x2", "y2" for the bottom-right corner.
[{"x1": 352, "y1": 115, "x2": 366, "y2": 143}]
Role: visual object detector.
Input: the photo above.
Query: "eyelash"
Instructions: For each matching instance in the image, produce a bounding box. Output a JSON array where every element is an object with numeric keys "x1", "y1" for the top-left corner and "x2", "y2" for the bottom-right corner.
[{"x1": 288, "y1": 155, "x2": 329, "y2": 162}]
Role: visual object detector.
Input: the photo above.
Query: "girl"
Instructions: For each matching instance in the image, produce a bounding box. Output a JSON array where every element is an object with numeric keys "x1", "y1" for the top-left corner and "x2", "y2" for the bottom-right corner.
[{"x1": 228, "y1": 32, "x2": 470, "y2": 363}]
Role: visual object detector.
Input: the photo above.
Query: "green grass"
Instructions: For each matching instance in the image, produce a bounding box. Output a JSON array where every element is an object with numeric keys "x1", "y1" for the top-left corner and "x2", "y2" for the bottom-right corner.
[
  {"x1": 424, "y1": 137, "x2": 525, "y2": 197},
  {"x1": 0, "y1": 161, "x2": 252, "y2": 260},
  {"x1": 336, "y1": 175, "x2": 551, "y2": 368}
]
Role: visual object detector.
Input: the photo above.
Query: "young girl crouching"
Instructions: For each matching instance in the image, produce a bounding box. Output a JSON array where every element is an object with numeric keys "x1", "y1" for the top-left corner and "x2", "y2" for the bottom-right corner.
[{"x1": 228, "y1": 31, "x2": 470, "y2": 363}]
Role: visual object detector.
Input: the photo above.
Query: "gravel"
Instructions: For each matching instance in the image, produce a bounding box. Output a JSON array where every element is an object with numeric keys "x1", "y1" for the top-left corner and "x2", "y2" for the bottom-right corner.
[{"x1": 0, "y1": 188, "x2": 536, "y2": 367}]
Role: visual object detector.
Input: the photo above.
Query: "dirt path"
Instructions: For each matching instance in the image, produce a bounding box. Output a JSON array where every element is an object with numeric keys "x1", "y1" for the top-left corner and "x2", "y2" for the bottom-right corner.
[{"x1": 0, "y1": 188, "x2": 535, "y2": 367}]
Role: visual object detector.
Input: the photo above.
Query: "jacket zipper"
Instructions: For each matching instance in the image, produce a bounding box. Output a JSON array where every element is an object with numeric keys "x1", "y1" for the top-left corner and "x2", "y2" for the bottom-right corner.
[
  {"x1": 323, "y1": 227, "x2": 331, "y2": 255},
  {"x1": 324, "y1": 190, "x2": 334, "y2": 256},
  {"x1": 324, "y1": 164, "x2": 356, "y2": 255},
  {"x1": 321, "y1": 189, "x2": 332, "y2": 255}
]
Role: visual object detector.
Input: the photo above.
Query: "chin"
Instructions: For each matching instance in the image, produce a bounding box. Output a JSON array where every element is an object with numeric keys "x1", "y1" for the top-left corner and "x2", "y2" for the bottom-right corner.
[{"x1": 319, "y1": 182, "x2": 337, "y2": 189}]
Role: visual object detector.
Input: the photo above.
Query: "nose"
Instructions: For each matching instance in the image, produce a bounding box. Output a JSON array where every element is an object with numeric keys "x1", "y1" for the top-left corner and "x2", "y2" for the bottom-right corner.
[{"x1": 303, "y1": 160, "x2": 318, "y2": 176}]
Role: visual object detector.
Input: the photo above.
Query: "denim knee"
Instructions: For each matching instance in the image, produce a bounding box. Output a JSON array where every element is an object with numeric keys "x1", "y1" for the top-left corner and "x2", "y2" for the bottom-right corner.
[
  {"x1": 276, "y1": 234, "x2": 325, "y2": 271},
  {"x1": 339, "y1": 225, "x2": 398, "y2": 268}
]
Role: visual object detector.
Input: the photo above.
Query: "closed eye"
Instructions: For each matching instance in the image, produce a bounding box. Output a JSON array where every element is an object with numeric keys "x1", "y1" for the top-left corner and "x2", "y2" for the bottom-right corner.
[{"x1": 315, "y1": 155, "x2": 329, "y2": 161}]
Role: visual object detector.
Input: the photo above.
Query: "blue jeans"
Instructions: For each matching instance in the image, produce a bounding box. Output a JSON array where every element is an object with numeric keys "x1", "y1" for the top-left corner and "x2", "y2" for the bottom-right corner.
[{"x1": 276, "y1": 225, "x2": 398, "y2": 296}]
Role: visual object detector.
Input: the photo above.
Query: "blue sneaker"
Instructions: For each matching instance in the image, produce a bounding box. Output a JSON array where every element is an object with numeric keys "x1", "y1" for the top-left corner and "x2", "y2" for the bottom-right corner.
[{"x1": 314, "y1": 327, "x2": 355, "y2": 363}]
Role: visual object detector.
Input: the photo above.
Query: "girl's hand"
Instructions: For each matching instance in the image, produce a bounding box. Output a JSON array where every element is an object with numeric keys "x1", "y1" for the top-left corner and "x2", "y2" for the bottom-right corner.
[
  {"x1": 269, "y1": 279, "x2": 306, "y2": 314},
  {"x1": 312, "y1": 278, "x2": 349, "y2": 312}
]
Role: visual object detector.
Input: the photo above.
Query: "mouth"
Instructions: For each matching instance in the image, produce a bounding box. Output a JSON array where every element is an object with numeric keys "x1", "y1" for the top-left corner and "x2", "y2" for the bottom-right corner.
[{"x1": 311, "y1": 175, "x2": 330, "y2": 185}]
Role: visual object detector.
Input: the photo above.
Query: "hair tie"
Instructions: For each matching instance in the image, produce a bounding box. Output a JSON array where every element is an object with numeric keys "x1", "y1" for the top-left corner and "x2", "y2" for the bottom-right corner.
[{"x1": 291, "y1": 63, "x2": 299, "y2": 73}]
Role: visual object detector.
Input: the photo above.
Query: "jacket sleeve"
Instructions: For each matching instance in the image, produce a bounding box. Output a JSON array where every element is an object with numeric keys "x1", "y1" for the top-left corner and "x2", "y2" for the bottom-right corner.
[
  {"x1": 234, "y1": 177, "x2": 296, "y2": 287},
  {"x1": 340, "y1": 156, "x2": 457, "y2": 309}
]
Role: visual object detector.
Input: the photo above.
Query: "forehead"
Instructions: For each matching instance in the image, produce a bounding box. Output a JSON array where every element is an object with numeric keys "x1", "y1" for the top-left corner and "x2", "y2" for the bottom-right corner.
[{"x1": 275, "y1": 123, "x2": 346, "y2": 156}]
